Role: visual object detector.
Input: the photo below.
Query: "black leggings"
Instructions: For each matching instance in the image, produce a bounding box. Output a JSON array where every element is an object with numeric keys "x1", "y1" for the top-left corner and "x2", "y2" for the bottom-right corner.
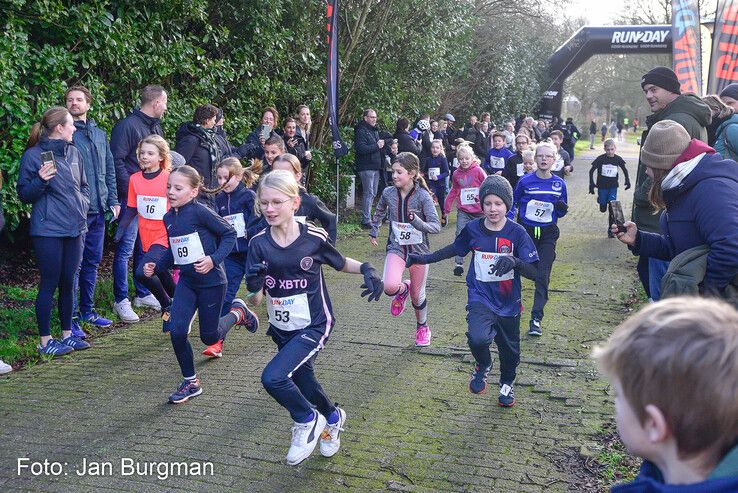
[
  {"x1": 524, "y1": 224, "x2": 559, "y2": 321},
  {"x1": 134, "y1": 244, "x2": 175, "y2": 309},
  {"x1": 33, "y1": 236, "x2": 83, "y2": 337}
]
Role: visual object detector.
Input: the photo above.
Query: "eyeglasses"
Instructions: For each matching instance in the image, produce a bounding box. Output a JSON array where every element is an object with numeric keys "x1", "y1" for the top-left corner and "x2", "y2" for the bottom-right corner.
[{"x1": 259, "y1": 198, "x2": 292, "y2": 209}]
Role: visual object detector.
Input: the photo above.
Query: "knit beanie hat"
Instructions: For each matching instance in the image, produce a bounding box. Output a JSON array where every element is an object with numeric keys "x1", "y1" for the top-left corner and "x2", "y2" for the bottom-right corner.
[
  {"x1": 641, "y1": 66, "x2": 681, "y2": 95},
  {"x1": 478, "y1": 175, "x2": 513, "y2": 211},
  {"x1": 720, "y1": 83, "x2": 738, "y2": 101},
  {"x1": 640, "y1": 120, "x2": 691, "y2": 170}
]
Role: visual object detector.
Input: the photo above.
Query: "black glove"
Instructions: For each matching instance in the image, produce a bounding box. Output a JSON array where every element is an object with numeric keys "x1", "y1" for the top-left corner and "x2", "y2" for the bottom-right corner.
[
  {"x1": 405, "y1": 253, "x2": 426, "y2": 268},
  {"x1": 359, "y1": 262, "x2": 383, "y2": 302},
  {"x1": 588, "y1": 185, "x2": 595, "y2": 195},
  {"x1": 554, "y1": 200, "x2": 568, "y2": 214},
  {"x1": 624, "y1": 181, "x2": 631, "y2": 190},
  {"x1": 492, "y1": 256, "x2": 520, "y2": 277},
  {"x1": 246, "y1": 262, "x2": 268, "y2": 293}
]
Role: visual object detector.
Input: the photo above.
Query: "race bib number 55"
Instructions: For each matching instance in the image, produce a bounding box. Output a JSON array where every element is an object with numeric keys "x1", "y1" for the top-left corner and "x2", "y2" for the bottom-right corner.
[{"x1": 460, "y1": 187, "x2": 479, "y2": 206}]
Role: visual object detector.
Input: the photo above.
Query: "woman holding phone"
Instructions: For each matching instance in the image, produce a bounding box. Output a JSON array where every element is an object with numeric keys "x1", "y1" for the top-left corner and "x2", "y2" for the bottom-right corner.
[
  {"x1": 17, "y1": 106, "x2": 91, "y2": 357},
  {"x1": 237, "y1": 107, "x2": 281, "y2": 160}
]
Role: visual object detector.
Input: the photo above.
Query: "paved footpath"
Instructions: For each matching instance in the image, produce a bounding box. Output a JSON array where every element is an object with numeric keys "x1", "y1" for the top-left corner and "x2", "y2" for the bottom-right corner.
[{"x1": 0, "y1": 140, "x2": 642, "y2": 492}]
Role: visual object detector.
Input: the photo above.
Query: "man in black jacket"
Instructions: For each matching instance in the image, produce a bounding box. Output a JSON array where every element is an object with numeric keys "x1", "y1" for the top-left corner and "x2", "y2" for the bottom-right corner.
[
  {"x1": 354, "y1": 108, "x2": 384, "y2": 228},
  {"x1": 110, "y1": 85, "x2": 168, "y2": 322}
]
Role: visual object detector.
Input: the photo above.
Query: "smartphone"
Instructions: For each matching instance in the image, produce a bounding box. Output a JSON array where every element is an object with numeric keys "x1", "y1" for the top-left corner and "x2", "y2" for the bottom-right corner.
[
  {"x1": 609, "y1": 200, "x2": 626, "y2": 233},
  {"x1": 260, "y1": 124, "x2": 271, "y2": 141},
  {"x1": 41, "y1": 151, "x2": 56, "y2": 172}
]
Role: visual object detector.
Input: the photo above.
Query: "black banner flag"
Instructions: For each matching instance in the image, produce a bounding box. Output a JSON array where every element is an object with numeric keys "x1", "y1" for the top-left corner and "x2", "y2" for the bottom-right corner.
[{"x1": 326, "y1": 0, "x2": 348, "y2": 158}]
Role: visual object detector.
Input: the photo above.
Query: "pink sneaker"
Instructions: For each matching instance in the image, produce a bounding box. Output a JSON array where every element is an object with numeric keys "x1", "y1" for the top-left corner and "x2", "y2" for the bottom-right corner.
[
  {"x1": 415, "y1": 324, "x2": 431, "y2": 347},
  {"x1": 390, "y1": 280, "x2": 411, "y2": 317}
]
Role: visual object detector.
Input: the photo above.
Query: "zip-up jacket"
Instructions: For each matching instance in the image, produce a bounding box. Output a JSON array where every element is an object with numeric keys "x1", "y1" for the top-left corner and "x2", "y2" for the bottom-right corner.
[
  {"x1": 110, "y1": 108, "x2": 163, "y2": 202},
  {"x1": 444, "y1": 162, "x2": 487, "y2": 215},
  {"x1": 214, "y1": 182, "x2": 256, "y2": 255},
  {"x1": 72, "y1": 119, "x2": 118, "y2": 214},
  {"x1": 370, "y1": 184, "x2": 440, "y2": 258},
  {"x1": 158, "y1": 200, "x2": 237, "y2": 288},
  {"x1": 17, "y1": 137, "x2": 89, "y2": 237}
]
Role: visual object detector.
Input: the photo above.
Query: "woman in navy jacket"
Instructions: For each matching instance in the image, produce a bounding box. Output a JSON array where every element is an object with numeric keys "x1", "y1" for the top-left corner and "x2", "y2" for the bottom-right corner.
[
  {"x1": 17, "y1": 107, "x2": 91, "y2": 356},
  {"x1": 615, "y1": 120, "x2": 738, "y2": 296}
]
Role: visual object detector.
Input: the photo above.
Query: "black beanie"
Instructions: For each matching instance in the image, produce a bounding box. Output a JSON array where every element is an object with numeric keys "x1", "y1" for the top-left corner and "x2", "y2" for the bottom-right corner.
[
  {"x1": 720, "y1": 83, "x2": 738, "y2": 101},
  {"x1": 640, "y1": 66, "x2": 681, "y2": 95}
]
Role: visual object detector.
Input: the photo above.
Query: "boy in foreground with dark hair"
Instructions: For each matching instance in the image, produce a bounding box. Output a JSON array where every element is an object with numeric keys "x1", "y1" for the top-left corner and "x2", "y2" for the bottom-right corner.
[{"x1": 593, "y1": 297, "x2": 738, "y2": 492}]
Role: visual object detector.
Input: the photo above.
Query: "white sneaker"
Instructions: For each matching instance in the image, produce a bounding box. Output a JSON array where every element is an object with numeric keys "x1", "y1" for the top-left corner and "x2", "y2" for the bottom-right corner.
[
  {"x1": 286, "y1": 411, "x2": 326, "y2": 466},
  {"x1": 113, "y1": 299, "x2": 140, "y2": 323},
  {"x1": 0, "y1": 359, "x2": 12, "y2": 374},
  {"x1": 320, "y1": 407, "x2": 346, "y2": 457},
  {"x1": 134, "y1": 294, "x2": 161, "y2": 311}
]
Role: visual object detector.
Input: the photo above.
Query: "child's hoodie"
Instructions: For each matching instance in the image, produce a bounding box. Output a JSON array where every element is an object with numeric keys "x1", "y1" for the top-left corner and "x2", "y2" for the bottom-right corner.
[{"x1": 443, "y1": 162, "x2": 487, "y2": 215}]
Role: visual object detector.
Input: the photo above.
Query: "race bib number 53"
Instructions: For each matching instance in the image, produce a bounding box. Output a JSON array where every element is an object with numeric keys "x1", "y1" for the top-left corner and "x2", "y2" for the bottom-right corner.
[{"x1": 267, "y1": 293, "x2": 311, "y2": 331}]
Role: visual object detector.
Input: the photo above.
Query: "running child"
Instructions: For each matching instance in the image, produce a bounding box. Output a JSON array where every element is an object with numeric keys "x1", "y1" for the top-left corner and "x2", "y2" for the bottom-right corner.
[
  {"x1": 510, "y1": 141, "x2": 568, "y2": 337},
  {"x1": 407, "y1": 176, "x2": 538, "y2": 406},
  {"x1": 241, "y1": 169, "x2": 383, "y2": 465},
  {"x1": 588, "y1": 139, "x2": 630, "y2": 237},
  {"x1": 370, "y1": 152, "x2": 440, "y2": 347},
  {"x1": 422, "y1": 139, "x2": 450, "y2": 226},
  {"x1": 444, "y1": 143, "x2": 487, "y2": 276},
  {"x1": 142, "y1": 165, "x2": 249, "y2": 403},
  {"x1": 503, "y1": 133, "x2": 532, "y2": 189},
  {"x1": 116, "y1": 135, "x2": 175, "y2": 330},
  {"x1": 262, "y1": 135, "x2": 286, "y2": 175},
  {"x1": 485, "y1": 131, "x2": 514, "y2": 176},
  {"x1": 246, "y1": 153, "x2": 337, "y2": 243},
  {"x1": 548, "y1": 130, "x2": 572, "y2": 178},
  {"x1": 521, "y1": 150, "x2": 536, "y2": 175}
]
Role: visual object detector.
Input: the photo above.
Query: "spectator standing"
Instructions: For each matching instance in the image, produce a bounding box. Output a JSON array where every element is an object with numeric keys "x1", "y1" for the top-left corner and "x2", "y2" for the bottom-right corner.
[
  {"x1": 175, "y1": 104, "x2": 224, "y2": 191},
  {"x1": 719, "y1": 83, "x2": 738, "y2": 112},
  {"x1": 237, "y1": 107, "x2": 281, "y2": 160},
  {"x1": 589, "y1": 120, "x2": 597, "y2": 149},
  {"x1": 354, "y1": 108, "x2": 384, "y2": 229},
  {"x1": 110, "y1": 85, "x2": 167, "y2": 322},
  {"x1": 703, "y1": 95, "x2": 738, "y2": 161}
]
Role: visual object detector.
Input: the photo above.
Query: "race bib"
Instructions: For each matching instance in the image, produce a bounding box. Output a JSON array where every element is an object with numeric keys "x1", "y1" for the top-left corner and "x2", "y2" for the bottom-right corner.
[
  {"x1": 267, "y1": 293, "x2": 311, "y2": 331},
  {"x1": 601, "y1": 164, "x2": 618, "y2": 178},
  {"x1": 294, "y1": 216, "x2": 307, "y2": 224},
  {"x1": 452, "y1": 158, "x2": 459, "y2": 168},
  {"x1": 223, "y1": 213, "x2": 246, "y2": 238},
  {"x1": 170, "y1": 232, "x2": 206, "y2": 265},
  {"x1": 392, "y1": 222, "x2": 423, "y2": 245},
  {"x1": 516, "y1": 162, "x2": 525, "y2": 177},
  {"x1": 552, "y1": 157, "x2": 565, "y2": 172},
  {"x1": 428, "y1": 167, "x2": 440, "y2": 180},
  {"x1": 490, "y1": 157, "x2": 505, "y2": 170},
  {"x1": 525, "y1": 199, "x2": 554, "y2": 223},
  {"x1": 137, "y1": 195, "x2": 167, "y2": 220},
  {"x1": 474, "y1": 251, "x2": 514, "y2": 282},
  {"x1": 460, "y1": 187, "x2": 479, "y2": 206}
]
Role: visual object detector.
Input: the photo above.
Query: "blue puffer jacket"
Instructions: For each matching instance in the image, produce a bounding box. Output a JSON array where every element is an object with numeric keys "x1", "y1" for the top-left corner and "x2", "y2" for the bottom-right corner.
[
  {"x1": 713, "y1": 113, "x2": 738, "y2": 161},
  {"x1": 17, "y1": 137, "x2": 90, "y2": 237},
  {"x1": 73, "y1": 119, "x2": 118, "y2": 214},
  {"x1": 634, "y1": 140, "x2": 738, "y2": 292}
]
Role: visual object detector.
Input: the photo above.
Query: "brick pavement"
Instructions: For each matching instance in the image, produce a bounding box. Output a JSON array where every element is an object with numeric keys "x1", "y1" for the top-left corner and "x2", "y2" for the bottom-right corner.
[{"x1": 0, "y1": 141, "x2": 642, "y2": 492}]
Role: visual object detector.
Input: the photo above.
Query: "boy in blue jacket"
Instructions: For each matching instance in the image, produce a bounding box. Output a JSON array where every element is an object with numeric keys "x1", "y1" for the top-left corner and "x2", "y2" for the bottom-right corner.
[{"x1": 593, "y1": 297, "x2": 738, "y2": 493}]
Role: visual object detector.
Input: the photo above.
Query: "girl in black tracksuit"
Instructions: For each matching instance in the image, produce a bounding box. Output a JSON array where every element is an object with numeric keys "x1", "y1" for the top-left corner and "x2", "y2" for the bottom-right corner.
[
  {"x1": 143, "y1": 165, "x2": 237, "y2": 404},
  {"x1": 422, "y1": 139, "x2": 450, "y2": 226}
]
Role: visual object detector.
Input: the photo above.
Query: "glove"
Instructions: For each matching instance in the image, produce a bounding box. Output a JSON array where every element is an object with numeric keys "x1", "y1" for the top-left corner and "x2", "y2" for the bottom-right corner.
[
  {"x1": 405, "y1": 253, "x2": 426, "y2": 268},
  {"x1": 554, "y1": 201, "x2": 568, "y2": 214},
  {"x1": 624, "y1": 181, "x2": 631, "y2": 190},
  {"x1": 492, "y1": 256, "x2": 520, "y2": 277},
  {"x1": 359, "y1": 262, "x2": 383, "y2": 302},
  {"x1": 588, "y1": 185, "x2": 595, "y2": 195},
  {"x1": 245, "y1": 262, "x2": 268, "y2": 293}
]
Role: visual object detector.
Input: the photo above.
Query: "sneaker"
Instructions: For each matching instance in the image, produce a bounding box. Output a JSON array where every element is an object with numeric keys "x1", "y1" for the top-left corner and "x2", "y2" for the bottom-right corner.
[
  {"x1": 0, "y1": 359, "x2": 13, "y2": 374},
  {"x1": 71, "y1": 318, "x2": 87, "y2": 339},
  {"x1": 453, "y1": 264, "x2": 464, "y2": 276},
  {"x1": 286, "y1": 411, "x2": 327, "y2": 466},
  {"x1": 469, "y1": 364, "x2": 490, "y2": 394},
  {"x1": 231, "y1": 298, "x2": 259, "y2": 333},
  {"x1": 134, "y1": 294, "x2": 161, "y2": 311},
  {"x1": 113, "y1": 299, "x2": 139, "y2": 323},
  {"x1": 161, "y1": 307, "x2": 172, "y2": 333},
  {"x1": 391, "y1": 280, "x2": 411, "y2": 317},
  {"x1": 38, "y1": 339, "x2": 74, "y2": 357},
  {"x1": 498, "y1": 383, "x2": 516, "y2": 407},
  {"x1": 169, "y1": 378, "x2": 203, "y2": 404},
  {"x1": 528, "y1": 318, "x2": 542, "y2": 337},
  {"x1": 415, "y1": 324, "x2": 431, "y2": 347},
  {"x1": 62, "y1": 335, "x2": 91, "y2": 351},
  {"x1": 80, "y1": 310, "x2": 113, "y2": 328},
  {"x1": 202, "y1": 340, "x2": 223, "y2": 358},
  {"x1": 440, "y1": 214, "x2": 448, "y2": 227},
  {"x1": 320, "y1": 407, "x2": 347, "y2": 457}
]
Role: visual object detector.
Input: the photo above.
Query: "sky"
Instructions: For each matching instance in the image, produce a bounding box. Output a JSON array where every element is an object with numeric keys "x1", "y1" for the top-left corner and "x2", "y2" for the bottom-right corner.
[{"x1": 567, "y1": 0, "x2": 625, "y2": 25}]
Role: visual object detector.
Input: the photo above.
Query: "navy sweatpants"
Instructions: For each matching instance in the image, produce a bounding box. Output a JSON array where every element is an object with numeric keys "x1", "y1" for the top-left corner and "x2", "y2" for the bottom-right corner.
[
  {"x1": 221, "y1": 252, "x2": 247, "y2": 316},
  {"x1": 465, "y1": 303, "x2": 520, "y2": 385},
  {"x1": 261, "y1": 326, "x2": 336, "y2": 423},
  {"x1": 428, "y1": 180, "x2": 447, "y2": 214},
  {"x1": 524, "y1": 224, "x2": 559, "y2": 321},
  {"x1": 169, "y1": 280, "x2": 226, "y2": 378},
  {"x1": 33, "y1": 236, "x2": 84, "y2": 336},
  {"x1": 135, "y1": 244, "x2": 175, "y2": 310}
]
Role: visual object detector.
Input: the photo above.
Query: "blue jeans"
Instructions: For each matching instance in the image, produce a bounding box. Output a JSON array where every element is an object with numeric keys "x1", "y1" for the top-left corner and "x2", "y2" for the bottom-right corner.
[
  {"x1": 113, "y1": 204, "x2": 150, "y2": 303},
  {"x1": 222, "y1": 253, "x2": 247, "y2": 316},
  {"x1": 649, "y1": 257, "x2": 670, "y2": 301},
  {"x1": 358, "y1": 170, "x2": 379, "y2": 225},
  {"x1": 73, "y1": 214, "x2": 106, "y2": 317}
]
